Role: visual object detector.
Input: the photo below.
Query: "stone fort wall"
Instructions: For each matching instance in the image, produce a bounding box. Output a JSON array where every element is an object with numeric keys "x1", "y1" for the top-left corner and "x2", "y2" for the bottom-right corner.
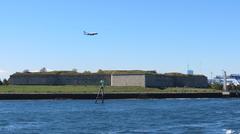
[
  {"x1": 8, "y1": 74, "x2": 111, "y2": 86},
  {"x1": 8, "y1": 73, "x2": 208, "y2": 88},
  {"x1": 145, "y1": 74, "x2": 208, "y2": 88},
  {"x1": 111, "y1": 74, "x2": 145, "y2": 87}
]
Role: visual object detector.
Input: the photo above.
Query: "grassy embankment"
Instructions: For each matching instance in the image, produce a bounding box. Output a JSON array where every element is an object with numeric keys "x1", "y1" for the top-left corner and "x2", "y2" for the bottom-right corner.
[{"x1": 0, "y1": 85, "x2": 220, "y2": 94}]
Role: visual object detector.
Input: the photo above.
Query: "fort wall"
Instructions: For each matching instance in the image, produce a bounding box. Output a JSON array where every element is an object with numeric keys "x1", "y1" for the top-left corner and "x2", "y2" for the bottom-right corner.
[
  {"x1": 9, "y1": 74, "x2": 111, "y2": 86},
  {"x1": 111, "y1": 74, "x2": 145, "y2": 87},
  {"x1": 8, "y1": 72, "x2": 208, "y2": 88},
  {"x1": 145, "y1": 74, "x2": 208, "y2": 88}
]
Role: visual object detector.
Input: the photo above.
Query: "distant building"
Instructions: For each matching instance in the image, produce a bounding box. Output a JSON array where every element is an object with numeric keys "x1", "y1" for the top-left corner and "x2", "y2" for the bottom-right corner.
[{"x1": 210, "y1": 74, "x2": 240, "y2": 86}]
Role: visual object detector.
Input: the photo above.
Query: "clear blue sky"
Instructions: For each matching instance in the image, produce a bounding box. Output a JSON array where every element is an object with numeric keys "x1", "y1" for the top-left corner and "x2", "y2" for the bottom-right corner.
[{"x1": 0, "y1": 0, "x2": 240, "y2": 79}]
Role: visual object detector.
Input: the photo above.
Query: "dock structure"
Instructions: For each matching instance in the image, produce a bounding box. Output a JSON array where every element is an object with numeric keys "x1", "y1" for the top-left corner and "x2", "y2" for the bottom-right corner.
[{"x1": 95, "y1": 80, "x2": 105, "y2": 103}]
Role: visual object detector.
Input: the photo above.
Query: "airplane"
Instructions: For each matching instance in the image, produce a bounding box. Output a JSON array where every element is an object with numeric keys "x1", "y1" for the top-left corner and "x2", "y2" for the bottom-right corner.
[{"x1": 83, "y1": 31, "x2": 98, "y2": 36}]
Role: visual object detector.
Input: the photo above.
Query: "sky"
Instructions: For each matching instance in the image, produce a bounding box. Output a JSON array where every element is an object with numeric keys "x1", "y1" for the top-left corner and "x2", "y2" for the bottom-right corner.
[{"x1": 0, "y1": 0, "x2": 240, "y2": 79}]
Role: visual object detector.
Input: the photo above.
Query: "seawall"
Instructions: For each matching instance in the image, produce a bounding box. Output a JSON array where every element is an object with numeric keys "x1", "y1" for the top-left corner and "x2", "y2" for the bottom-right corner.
[{"x1": 0, "y1": 93, "x2": 238, "y2": 100}]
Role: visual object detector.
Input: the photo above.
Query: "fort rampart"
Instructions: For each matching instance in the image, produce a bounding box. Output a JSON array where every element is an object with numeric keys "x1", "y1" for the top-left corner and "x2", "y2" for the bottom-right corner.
[
  {"x1": 9, "y1": 73, "x2": 111, "y2": 86},
  {"x1": 9, "y1": 72, "x2": 208, "y2": 88}
]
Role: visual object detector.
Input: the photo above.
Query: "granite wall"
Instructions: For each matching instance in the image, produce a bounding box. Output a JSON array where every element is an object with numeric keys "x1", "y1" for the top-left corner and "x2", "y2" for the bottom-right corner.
[
  {"x1": 145, "y1": 74, "x2": 208, "y2": 88},
  {"x1": 145, "y1": 74, "x2": 174, "y2": 88},
  {"x1": 111, "y1": 74, "x2": 145, "y2": 87},
  {"x1": 9, "y1": 74, "x2": 111, "y2": 86},
  {"x1": 9, "y1": 73, "x2": 208, "y2": 88}
]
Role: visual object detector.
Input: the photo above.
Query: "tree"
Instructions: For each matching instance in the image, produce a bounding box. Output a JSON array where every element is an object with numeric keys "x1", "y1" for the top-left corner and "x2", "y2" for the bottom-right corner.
[
  {"x1": 236, "y1": 85, "x2": 240, "y2": 90},
  {"x1": 210, "y1": 83, "x2": 223, "y2": 90},
  {"x1": 227, "y1": 83, "x2": 236, "y2": 91},
  {"x1": 97, "y1": 69, "x2": 105, "y2": 74},
  {"x1": 0, "y1": 79, "x2": 2, "y2": 85},
  {"x1": 40, "y1": 67, "x2": 47, "y2": 73},
  {"x1": 72, "y1": 68, "x2": 78, "y2": 73},
  {"x1": 83, "y1": 70, "x2": 91, "y2": 74},
  {"x1": 23, "y1": 69, "x2": 30, "y2": 73},
  {"x1": 2, "y1": 79, "x2": 8, "y2": 85}
]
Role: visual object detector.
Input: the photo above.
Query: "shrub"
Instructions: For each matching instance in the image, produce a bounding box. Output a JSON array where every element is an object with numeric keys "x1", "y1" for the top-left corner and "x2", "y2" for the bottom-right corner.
[
  {"x1": 97, "y1": 69, "x2": 105, "y2": 74},
  {"x1": 236, "y1": 85, "x2": 240, "y2": 90},
  {"x1": 165, "y1": 72, "x2": 185, "y2": 76},
  {"x1": 210, "y1": 83, "x2": 223, "y2": 90},
  {"x1": 40, "y1": 67, "x2": 47, "y2": 73},
  {"x1": 23, "y1": 69, "x2": 30, "y2": 73},
  {"x1": 72, "y1": 68, "x2": 78, "y2": 73},
  {"x1": 227, "y1": 84, "x2": 236, "y2": 90},
  {"x1": 2, "y1": 79, "x2": 8, "y2": 85},
  {"x1": 83, "y1": 71, "x2": 91, "y2": 74}
]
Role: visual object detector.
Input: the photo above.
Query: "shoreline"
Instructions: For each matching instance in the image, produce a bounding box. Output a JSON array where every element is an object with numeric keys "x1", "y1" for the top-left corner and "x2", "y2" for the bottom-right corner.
[{"x1": 0, "y1": 93, "x2": 239, "y2": 100}]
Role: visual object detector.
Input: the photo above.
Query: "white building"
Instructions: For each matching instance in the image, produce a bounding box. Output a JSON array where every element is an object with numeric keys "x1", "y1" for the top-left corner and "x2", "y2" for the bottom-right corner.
[{"x1": 211, "y1": 74, "x2": 240, "y2": 86}]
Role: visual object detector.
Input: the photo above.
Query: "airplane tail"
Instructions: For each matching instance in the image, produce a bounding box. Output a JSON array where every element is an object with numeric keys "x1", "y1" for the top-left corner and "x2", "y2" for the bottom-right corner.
[{"x1": 83, "y1": 31, "x2": 87, "y2": 35}]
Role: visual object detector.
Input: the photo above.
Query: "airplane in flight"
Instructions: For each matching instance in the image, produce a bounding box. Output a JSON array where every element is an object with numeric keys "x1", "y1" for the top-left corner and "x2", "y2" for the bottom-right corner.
[{"x1": 83, "y1": 31, "x2": 98, "y2": 36}]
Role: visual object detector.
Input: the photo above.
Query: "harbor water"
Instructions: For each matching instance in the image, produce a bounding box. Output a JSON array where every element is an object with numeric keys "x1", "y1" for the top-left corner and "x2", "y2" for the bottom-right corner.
[{"x1": 0, "y1": 99, "x2": 239, "y2": 134}]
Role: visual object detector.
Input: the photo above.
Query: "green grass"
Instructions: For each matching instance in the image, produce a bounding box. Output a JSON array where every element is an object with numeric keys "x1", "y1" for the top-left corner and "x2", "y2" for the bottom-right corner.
[{"x1": 0, "y1": 85, "x2": 220, "y2": 94}]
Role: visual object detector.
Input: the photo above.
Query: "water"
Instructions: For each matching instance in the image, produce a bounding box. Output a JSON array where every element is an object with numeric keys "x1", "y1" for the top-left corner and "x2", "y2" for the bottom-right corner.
[{"x1": 0, "y1": 99, "x2": 239, "y2": 134}]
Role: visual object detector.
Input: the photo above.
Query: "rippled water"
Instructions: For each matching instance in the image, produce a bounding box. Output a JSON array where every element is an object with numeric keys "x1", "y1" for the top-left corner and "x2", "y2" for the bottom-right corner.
[{"x1": 0, "y1": 99, "x2": 240, "y2": 134}]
